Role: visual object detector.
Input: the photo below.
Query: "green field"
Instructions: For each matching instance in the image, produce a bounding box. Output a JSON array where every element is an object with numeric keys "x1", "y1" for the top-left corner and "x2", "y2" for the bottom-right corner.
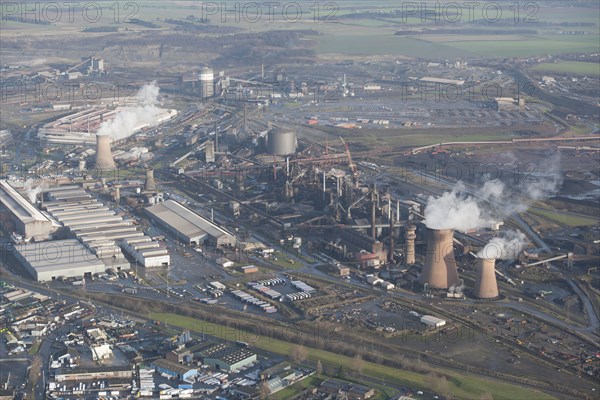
[
  {"x1": 445, "y1": 36, "x2": 600, "y2": 58},
  {"x1": 376, "y1": 132, "x2": 519, "y2": 147},
  {"x1": 528, "y1": 208, "x2": 598, "y2": 227},
  {"x1": 149, "y1": 312, "x2": 557, "y2": 400},
  {"x1": 3, "y1": 1, "x2": 598, "y2": 62},
  {"x1": 531, "y1": 61, "x2": 600, "y2": 76},
  {"x1": 317, "y1": 35, "x2": 478, "y2": 58},
  {"x1": 272, "y1": 376, "x2": 324, "y2": 400},
  {"x1": 334, "y1": 128, "x2": 523, "y2": 148}
]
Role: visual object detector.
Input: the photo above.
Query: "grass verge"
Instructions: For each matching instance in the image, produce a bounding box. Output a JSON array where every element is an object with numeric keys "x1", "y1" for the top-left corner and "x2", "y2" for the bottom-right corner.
[{"x1": 149, "y1": 312, "x2": 557, "y2": 400}]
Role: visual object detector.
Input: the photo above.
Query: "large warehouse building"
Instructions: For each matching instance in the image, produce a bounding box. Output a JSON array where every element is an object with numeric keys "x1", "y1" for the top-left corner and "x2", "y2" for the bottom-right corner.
[
  {"x1": 42, "y1": 185, "x2": 169, "y2": 268},
  {"x1": 12, "y1": 239, "x2": 107, "y2": 281},
  {"x1": 145, "y1": 200, "x2": 236, "y2": 247},
  {"x1": 196, "y1": 342, "x2": 257, "y2": 372},
  {"x1": 0, "y1": 180, "x2": 56, "y2": 241}
]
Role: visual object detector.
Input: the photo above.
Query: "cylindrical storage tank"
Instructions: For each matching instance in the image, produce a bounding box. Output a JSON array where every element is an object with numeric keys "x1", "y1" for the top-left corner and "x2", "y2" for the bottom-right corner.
[
  {"x1": 267, "y1": 128, "x2": 297, "y2": 155},
  {"x1": 200, "y1": 67, "x2": 214, "y2": 98},
  {"x1": 419, "y1": 228, "x2": 460, "y2": 289},
  {"x1": 200, "y1": 67, "x2": 214, "y2": 81},
  {"x1": 474, "y1": 258, "x2": 499, "y2": 299}
]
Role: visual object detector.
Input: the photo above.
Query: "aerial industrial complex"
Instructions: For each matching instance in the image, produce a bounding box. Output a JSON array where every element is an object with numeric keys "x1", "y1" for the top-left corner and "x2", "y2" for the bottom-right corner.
[{"x1": 1, "y1": 2, "x2": 599, "y2": 400}]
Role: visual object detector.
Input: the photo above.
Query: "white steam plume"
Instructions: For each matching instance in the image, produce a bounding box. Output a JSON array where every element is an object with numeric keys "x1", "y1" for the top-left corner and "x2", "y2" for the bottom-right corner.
[
  {"x1": 522, "y1": 152, "x2": 563, "y2": 201},
  {"x1": 477, "y1": 230, "x2": 527, "y2": 260},
  {"x1": 24, "y1": 179, "x2": 47, "y2": 203},
  {"x1": 423, "y1": 182, "x2": 492, "y2": 231},
  {"x1": 96, "y1": 82, "x2": 160, "y2": 141},
  {"x1": 423, "y1": 152, "x2": 563, "y2": 231}
]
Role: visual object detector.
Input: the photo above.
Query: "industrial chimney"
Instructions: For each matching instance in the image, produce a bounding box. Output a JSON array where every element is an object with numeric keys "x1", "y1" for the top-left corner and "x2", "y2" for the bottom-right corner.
[
  {"x1": 419, "y1": 228, "x2": 460, "y2": 289},
  {"x1": 145, "y1": 168, "x2": 157, "y2": 192},
  {"x1": 404, "y1": 224, "x2": 417, "y2": 265},
  {"x1": 113, "y1": 184, "x2": 122, "y2": 204},
  {"x1": 474, "y1": 258, "x2": 499, "y2": 299},
  {"x1": 95, "y1": 134, "x2": 115, "y2": 170},
  {"x1": 205, "y1": 140, "x2": 215, "y2": 163}
]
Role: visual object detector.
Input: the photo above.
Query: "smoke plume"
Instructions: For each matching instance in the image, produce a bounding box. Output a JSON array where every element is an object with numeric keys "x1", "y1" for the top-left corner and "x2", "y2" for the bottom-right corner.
[
  {"x1": 24, "y1": 179, "x2": 47, "y2": 203},
  {"x1": 424, "y1": 152, "x2": 563, "y2": 231},
  {"x1": 96, "y1": 82, "x2": 161, "y2": 141},
  {"x1": 423, "y1": 182, "x2": 493, "y2": 231},
  {"x1": 477, "y1": 230, "x2": 527, "y2": 259},
  {"x1": 521, "y1": 152, "x2": 563, "y2": 201}
]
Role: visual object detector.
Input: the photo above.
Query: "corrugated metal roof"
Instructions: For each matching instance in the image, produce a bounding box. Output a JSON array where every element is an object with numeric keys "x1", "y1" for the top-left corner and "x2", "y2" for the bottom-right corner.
[
  {"x1": 0, "y1": 180, "x2": 50, "y2": 224},
  {"x1": 14, "y1": 239, "x2": 104, "y2": 273},
  {"x1": 146, "y1": 200, "x2": 234, "y2": 241}
]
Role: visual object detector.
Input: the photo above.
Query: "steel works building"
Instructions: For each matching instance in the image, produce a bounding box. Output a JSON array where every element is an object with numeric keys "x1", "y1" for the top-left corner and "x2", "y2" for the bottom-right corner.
[
  {"x1": 0, "y1": 180, "x2": 56, "y2": 241},
  {"x1": 11, "y1": 239, "x2": 107, "y2": 282},
  {"x1": 145, "y1": 200, "x2": 236, "y2": 247}
]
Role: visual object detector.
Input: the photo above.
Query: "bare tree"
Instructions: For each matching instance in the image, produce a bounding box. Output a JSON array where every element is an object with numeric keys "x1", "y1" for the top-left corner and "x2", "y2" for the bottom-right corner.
[
  {"x1": 353, "y1": 354, "x2": 364, "y2": 377},
  {"x1": 259, "y1": 381, "x2": 271, "y2": 400},
  {"x1": 316, "y1": 359, "x2": 323, "y2": 376},
  {"x1": 290, "y1": 344, "x2": 308, "y2": 363},
  {"x1": 426, "y1": 372, "x2": 451, "y2": 399}
]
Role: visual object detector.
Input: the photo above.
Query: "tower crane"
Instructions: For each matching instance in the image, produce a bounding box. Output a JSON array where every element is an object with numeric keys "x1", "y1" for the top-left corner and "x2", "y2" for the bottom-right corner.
[{"x1": 339, "y1": 136, "x2": 358, "y2": 185}]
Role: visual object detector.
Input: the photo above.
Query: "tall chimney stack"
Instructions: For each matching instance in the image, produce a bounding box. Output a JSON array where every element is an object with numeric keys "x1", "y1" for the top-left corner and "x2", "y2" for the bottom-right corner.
[
  {"x1": 474, "y1": 258, "x2": 499, "y2": 299},
  {"x1": 114, "y1": 184, "x2": 122, "y2": 204},
  {"x1": 145, "y1": 168, "x2": 157, "y2": 192},
  {"x1": 388, "y1": 211, "x2": 395, "y2": 263},
  {"x1": 404, "y1": 224, "x2": 417, "y2": 265},
  {"x1": 95, "y1": 134, "x2": 115, "y2": 170},
  {"x1": 370, "y1": 185, "x2": 377, "y2": 240},
  {"x1": 419, "y1": 228, "x2": 460, "y2": 289}
]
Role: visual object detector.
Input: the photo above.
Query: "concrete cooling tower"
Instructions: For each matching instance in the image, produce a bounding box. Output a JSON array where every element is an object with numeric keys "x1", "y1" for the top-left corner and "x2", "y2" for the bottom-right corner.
[
  {"x1": 474, "y1": 258, "x2": 499, "y2": 299},
  {"x1": 95, "y1": 134, "x2": 115, "y2": 170},
  {"x1": 419, "y1": 228, "x2": 460, "y2": 289},
  {"x1": 145, "y1": 168, "x2": 157, "y2": 192}
]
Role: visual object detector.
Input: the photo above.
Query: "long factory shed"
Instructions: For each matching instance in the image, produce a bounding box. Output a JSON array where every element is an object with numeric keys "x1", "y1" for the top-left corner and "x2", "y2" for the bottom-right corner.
[
  {"x1": 145, "y1": 199, "x2": 236, "y2": 247},
  {"x1": 42, "y1": 186, "x2": 169, "y2": 268},
  {"x1": 0, "y1": 180, "x2": 56, "y2": 241},
  {"x1": 12, "y1": 239, "x2": 107, "y2": 281}
]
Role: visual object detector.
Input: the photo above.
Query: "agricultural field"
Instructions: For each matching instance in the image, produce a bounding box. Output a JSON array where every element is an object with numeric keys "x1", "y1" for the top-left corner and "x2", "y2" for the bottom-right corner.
[
  {"x1": 528, "y1": 208, "x2": 599, "y2": 228},
  {"x1": 317, "y1": 35, "x2": 478, "y2": 57},
  {"x1": 414, "y1": 34, "x2": 536, "y2": 43},
  {"x1": 531, "y1": 61, "x2": 600, "y2": 76},
  {"x1": 443, "y1": 36, "x2": 600, "y2": 58}
]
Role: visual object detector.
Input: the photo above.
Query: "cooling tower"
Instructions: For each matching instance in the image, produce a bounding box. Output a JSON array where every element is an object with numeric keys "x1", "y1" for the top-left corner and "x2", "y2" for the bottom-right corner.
[
  {"x1": 95, "y1": 134, "x2": 115, "y2": 170},
  {"x1": 404, "y1": 224, "x2": 417, "y2": 265},
  {"x1": 474, "y1": 258, "x2": 499, "y2": 299},
  {"x1": 419, "y1": 228, "x2": 460, "y2": 289},
  {"x1": 145, "y1": 168, "x2": 157, "y2": 192}
]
